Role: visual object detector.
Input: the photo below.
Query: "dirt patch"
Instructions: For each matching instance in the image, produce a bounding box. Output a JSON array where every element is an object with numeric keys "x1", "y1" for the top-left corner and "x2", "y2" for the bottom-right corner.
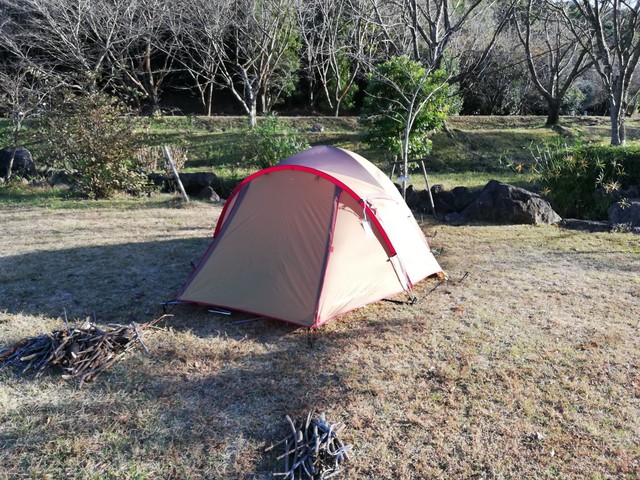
[{"x1": 1, "y1": 201, "x2": 639, "y2": 478}]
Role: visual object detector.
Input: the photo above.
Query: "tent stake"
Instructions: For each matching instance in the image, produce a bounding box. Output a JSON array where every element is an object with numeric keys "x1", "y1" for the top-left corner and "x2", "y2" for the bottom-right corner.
[{"x1": 225, "y1": 317, "x2": 265, "y2": 325}]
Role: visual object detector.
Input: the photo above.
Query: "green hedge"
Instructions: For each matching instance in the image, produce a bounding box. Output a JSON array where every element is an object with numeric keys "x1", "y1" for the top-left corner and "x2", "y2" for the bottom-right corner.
[{"x1": 534, "y1": 144, "x2": 640, "y2": 219}]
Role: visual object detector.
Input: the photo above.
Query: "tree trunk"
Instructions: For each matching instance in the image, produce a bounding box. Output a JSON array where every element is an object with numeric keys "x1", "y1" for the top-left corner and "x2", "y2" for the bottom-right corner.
[
  {"x1": 609, "y1": 89, "x2": 625, "y2": 146},
  {"x1": 5, "y1": 120, "x2": 22, "y2": 182},
  {"x1": 333, "y1": 98, "x2": 341, "y2": 117},
  {"x1": 4, "y1": 149, "x2": 15, "y2": 182},
  {"x1": 206, "y1": 83, "x2": 213, "y2": 117},
  {"x1": 545, "y1": 99, "x2": 562, "y2": 127},
  {"x1": 260, "y1": 91, "x2": 267, "y2": 114},
  {"x1": 248, "y1": 101, "x2": 257, "y2": 128}
]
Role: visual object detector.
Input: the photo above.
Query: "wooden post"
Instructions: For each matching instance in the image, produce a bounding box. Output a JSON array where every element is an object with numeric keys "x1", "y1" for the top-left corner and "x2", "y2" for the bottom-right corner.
[
  {"x1": 162, "y1": 145, "x2": 189, "y2": 202},
  {"x1": 420, "y1": 159, "x2": 436, "y2": 217}
]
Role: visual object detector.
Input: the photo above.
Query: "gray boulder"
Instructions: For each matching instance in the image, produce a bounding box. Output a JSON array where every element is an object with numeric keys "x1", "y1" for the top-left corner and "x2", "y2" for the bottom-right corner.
[
  {"x1": 197, "y1": 186, "x2": 221, "y2": 202},
  {"x1": 560, "y1": 219, "x2": 612, "y2": 233},
  {"x1": 608, "y1": 199, "x2": 640, "y2": 230},
  {"x1": 461, "y1": 180, "x2": 561, "y2": 225},
  {"x1": 430, "y1": 184, "x2": 456, "y2": 214},
  {"x1": 148, "y1": 171, "x2": 218, "y2": 196},
  {"x1": 450, "y1": 186, "x2": 477, "y2": 211},
  {"x1": 0, "y1": 147, "x2": 36, "y2": 178}
]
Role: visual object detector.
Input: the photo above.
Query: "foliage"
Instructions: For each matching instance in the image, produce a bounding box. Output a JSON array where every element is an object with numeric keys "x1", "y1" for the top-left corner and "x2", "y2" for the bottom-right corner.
[
  {"x1": 360, "y1": 56, "x2": 457, "y2": 160},
  {"x1": 530, "y1": 142, "x2": 640, "y2": 219},
  {"x1": 37, "y1": 92, "x2": 148, "y2": 199},
  {"x1": 241, "y1": 114, "x2": 310, "y2": 169}
]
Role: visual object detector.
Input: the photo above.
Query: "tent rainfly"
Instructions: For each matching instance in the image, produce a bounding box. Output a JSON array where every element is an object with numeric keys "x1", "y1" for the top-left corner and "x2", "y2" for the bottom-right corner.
[{"x1": 177, "y1": 146, "x2": 443, "y2": 328}]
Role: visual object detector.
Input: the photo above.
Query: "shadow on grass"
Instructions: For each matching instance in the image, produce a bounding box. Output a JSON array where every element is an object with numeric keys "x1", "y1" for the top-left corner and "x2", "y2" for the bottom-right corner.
[{"x1": 0, "y1": 237, "x2": 212, "y2": 322}]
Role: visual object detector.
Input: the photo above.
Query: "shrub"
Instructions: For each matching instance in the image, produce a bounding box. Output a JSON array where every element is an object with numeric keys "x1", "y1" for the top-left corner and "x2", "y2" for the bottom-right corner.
[
  {"x1": 242, "y1": 114, "x2": 309, "y2": 169},
  {"x1": 38, "y1": 92, "x2": 148, "y2": 199},
  {"x1": 360, "y1": 55, "x2": 457, "y2": 160},
  {"x1": 531, "y1": 143, "x2": 640, "y2": 219}
]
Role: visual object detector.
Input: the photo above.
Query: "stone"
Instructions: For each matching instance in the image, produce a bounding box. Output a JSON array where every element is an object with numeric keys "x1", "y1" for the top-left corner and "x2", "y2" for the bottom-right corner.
[
  {"x1": 197, "y1": 186, "x2": 221, "y2": 202},
  {"x1": 450, "y1": 186, "x2": 478, "y2": 211},
  {"x1": 461, "y1": 180, "x2": 561, "y2": 225},
  {"x1": 608, "y1": 198, "x2": 640, "y2": 229},
  {"x1": 148, "y1": 171, "x2": 218, "y2": 196},
  {"x1": 560, "y1": 219, "x2": 611, "y2": 233},
  {"x1": 0, "y1": 147, "x2": 36, "y2": 178},
  {"x1": 430, "y1": 184, "x2": 456, "y2": 214}
]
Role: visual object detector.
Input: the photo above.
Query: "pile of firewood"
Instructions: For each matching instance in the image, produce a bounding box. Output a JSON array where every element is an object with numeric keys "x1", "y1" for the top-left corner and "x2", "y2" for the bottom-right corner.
[
  {"x1": 0, "y1": 315, "x2": 168, "y2": 386},
  {"x1": 266, "y1": 412, "x2": 352, "y2": 479}
]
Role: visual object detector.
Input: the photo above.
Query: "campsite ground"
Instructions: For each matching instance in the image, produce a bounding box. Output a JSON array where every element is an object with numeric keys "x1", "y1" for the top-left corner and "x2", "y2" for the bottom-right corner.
[{"x1": 1, "y1": 197, "x2": 639, "y2": 479}]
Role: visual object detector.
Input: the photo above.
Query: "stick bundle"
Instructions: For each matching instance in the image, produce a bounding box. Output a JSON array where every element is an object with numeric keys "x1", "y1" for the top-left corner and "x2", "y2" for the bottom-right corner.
[
  {"x1": 0, "y1": 315, "x2": 168, "y2": 386},
  {"x1": 266, "y1": 412, "x2": 353, "y2": 479}
]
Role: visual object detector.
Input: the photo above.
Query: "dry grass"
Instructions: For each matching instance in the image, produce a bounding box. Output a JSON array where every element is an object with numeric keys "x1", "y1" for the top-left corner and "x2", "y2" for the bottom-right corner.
[{"x1": 1, "y1": 198, "x2": 639, "y2": 479}]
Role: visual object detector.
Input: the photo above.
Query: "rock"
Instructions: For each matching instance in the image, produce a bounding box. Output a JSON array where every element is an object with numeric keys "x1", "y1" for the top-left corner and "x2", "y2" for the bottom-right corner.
[
  {"x1": 179, "y1": 172, "x2": 217, "y2": 195},
  {"x1": 608, "y1": 198, "x2": 640, "y2": 229},
  {"x1": 430, "y1": 184, "x2": 456, "y2": 214},
  {"x1": 0, "y1": 147, "x2": 36, "y2": 178},
  {"x1": 197, "y1": 186, "x2": 220, "y2": 202},
  {"x1": 560, "y1": 219, "x2": 611, "y2": 233},
  {"x1": 309, "y1": 124, "x2": 324, "y2": 132},
  {"x1": 450, "y1": 186, "x2": 478, "y2": 211},
  {"x1": 148, "y1": 171, "x2": 218, "y2": 196},
  {"x1": 461, "y1": 180, "x2": 562, "y2": 225},
  {"x1": 404, "y1": 185, "x2": 422, "y2": 210}
]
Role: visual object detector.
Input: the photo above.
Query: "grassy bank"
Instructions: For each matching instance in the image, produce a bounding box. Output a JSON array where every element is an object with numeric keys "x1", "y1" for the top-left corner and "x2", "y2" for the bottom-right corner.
[
  {"x1": 139, "y1": 115, "x2": 640, "y2": 191},
  {"x1": 3, "y1": 115, "x2": 639, "y2": 198}
]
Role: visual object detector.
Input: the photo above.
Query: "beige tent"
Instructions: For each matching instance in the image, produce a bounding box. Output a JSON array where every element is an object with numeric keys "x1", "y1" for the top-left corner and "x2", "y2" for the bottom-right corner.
[{"x1": 177, "y1": 146, "x2": 442, "y2": 328}]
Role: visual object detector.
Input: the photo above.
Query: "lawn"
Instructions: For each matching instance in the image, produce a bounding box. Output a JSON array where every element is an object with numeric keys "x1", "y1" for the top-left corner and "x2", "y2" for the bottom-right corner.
[{"x1": 1, "y1": 196, "x2": 639, "y2": 479}]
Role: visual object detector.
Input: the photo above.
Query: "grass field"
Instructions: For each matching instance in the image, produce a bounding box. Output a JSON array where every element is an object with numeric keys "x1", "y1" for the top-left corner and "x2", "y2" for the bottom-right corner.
[
  {"x1": 1, "y1": 195, "x2": 639, "y2": 479},
  {"x1": 137, "y1": 114, "x2": 640, "y2": 192},
  {"x1": 3, "y1": 114, "x2": 639, "y2": 194},
  {"x1": 1, "y1": 116, "x2": 640, "y2": 478}
]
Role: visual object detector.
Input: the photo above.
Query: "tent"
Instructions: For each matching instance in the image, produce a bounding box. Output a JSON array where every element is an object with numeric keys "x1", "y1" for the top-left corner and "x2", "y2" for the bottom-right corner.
[{"x1": 177, "y1": 146, "x2": 442, "y2": 328}]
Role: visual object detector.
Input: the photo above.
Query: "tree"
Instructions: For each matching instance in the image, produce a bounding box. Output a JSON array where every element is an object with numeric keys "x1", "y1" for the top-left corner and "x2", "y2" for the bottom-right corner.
[
  {"x1": 296, "y1": 0, "x2": 377, "y2": 116},
  {"x1": 114, "y1": 0, "x2": 177, "y2": 114},
  {"x1": 0, "y1": 0, "x2": 138, "y2": 91},
  {"x1": 361, "y1": 55, "x2": 455, "y2": 196},
  {"x1": 212, "y1": 0, "x2": 300, "y2": 127},
  {"x1": 0, "y1": 62, "x2": 55, "y2": 181},
  {"x1": 165, "y1": 0, "x2": 224, "y2": 116},
  {"x1": 386, "y1": 0, "x2": 514, "y2": 77},
  {"x1": 514, "y1": 0, "x2": 592, "y2": 126},
  {"x1": 0, "y1": 0, "x2": 177, "y2": 114},
  {"x1": 558, "y1": 0, "x2": 640, "y2": 145}
]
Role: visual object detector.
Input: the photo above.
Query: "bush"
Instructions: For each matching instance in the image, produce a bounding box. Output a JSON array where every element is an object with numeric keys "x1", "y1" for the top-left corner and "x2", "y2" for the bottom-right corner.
[
  {"x1": 242, "y1": 114, "x2": 309, "y2": 169},
  {"x1": 38, "y1": 92, "x2": 148, "y2": 199},
  {"x1": 360, "y1": 55, "x2": 457, "y2": 160},
  {"x1": 532, "y1": 143, "x2": 640, "y2": 219}
]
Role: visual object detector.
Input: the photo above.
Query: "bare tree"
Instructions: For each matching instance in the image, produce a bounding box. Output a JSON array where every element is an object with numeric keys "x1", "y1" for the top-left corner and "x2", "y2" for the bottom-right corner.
[
  {"x1": 106, "y1": 0, "x2": 177, "y2": 114},
  {"x1": 0, "y1": 0, "x2": 177, "y2": 113},
  {"x1": 297, "y1": 0, "x2": 381, "y2": 116},
  {"x1": 165, "y1": 0, "x2": 225, "y2": 116},
  {"x1": 393, "y1": 0, "x2": 514, "y2": 76},
  {"x1": 0, "y1": 0, "x2": 139, "y2": 90},
  {"x1": 0, "y1": 62, "x2": 57, "y2": 181},
  {"x1": 558, "y1": 0, "x2": 640, "y2": 145},
  {"x1": 514, "y1": 0, "x2": 592, "y2": 126},
  {"x1": 210, "y1": 0, "x2": 299, "y2": 127}
]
